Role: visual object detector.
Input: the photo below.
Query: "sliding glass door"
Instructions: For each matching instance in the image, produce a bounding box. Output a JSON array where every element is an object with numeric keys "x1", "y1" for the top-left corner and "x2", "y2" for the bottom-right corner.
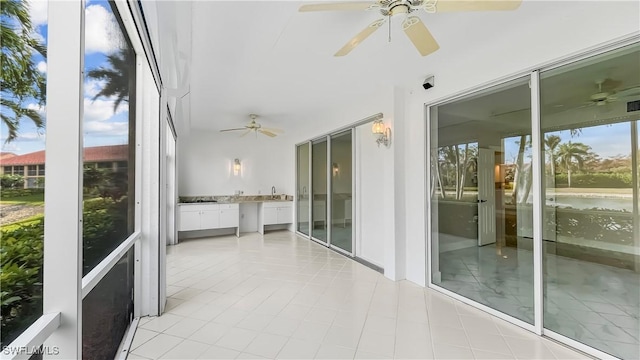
[
  {"x1": 429, "y1": 77, "x2": 534, "y2": 324},
  {"x1": 428, "y1": 42, "x2": 640, "y2": 359},
  {"x1": 540, "y1": 44, "x2": 639, "y2": 360},
  {"x1": 330, "y1": 130, "x2": 353, "y2": 253},
  {"x1": 311, "y1": 139, "x2": 328, "y2": 243},
  {"x1": 297, "y1": 129, "x2": 356, "y2": 255},
  {"x1": 297, "y1": 143, "x2": 310, "y2": 235}
]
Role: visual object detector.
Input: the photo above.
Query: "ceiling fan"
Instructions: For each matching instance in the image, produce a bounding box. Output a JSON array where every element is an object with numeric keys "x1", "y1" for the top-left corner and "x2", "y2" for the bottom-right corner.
[
  {"x1": 219, "y1": 114, "x2": 283, "y2": 138},
  {"x1": 299, "y1": 0, "x2": 522, "y2": 57},
  {"x1": 575, "y1": 79, "x2": 640, "y2": 109}
]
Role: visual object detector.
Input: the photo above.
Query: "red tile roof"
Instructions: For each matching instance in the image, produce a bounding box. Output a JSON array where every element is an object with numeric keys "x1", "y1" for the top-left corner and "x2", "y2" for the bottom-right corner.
[
  {"x1": 0, "y1": 152, "x2": 17, "y2": 160},
  {"x1": 0, "y1": 145, "x2": 128, "y2": 166}
]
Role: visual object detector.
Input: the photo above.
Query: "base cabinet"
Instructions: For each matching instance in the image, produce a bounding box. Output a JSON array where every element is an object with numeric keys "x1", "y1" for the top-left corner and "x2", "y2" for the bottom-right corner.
[
  {"x1": 178, "y1": 203, "x2": 238, "y2": 235},
  {"x1": 259, "y1": 202, "x2": 293, "y2": 233}
]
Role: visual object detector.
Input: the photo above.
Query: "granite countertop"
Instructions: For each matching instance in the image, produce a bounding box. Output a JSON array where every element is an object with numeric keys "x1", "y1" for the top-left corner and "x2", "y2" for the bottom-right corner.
[{"x1": 179, "y1": 194, "x2": 293, "y2": 205}]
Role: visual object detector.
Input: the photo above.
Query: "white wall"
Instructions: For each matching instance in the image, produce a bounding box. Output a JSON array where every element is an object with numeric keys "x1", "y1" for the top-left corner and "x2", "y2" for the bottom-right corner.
[
  {"x1": 401, "y1": 1, "x2": 640, "y2": 286},
  {"x1": 178, "y1": 130, "x2": 294, "y2": 196}
]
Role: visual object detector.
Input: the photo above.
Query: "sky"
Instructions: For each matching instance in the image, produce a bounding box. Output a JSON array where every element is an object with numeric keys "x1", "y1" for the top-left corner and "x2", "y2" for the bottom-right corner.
[
  {"x1": 503, "y1": 122, "x2": 634, "y2": 165},
  {"x1": 1, "y1": 0, "x2": 131, "y2": 155}
]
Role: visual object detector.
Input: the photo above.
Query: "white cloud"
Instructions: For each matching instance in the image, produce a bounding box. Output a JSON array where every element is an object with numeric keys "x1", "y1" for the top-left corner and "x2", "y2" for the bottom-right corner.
[
  {"x1": 37, "y1": 61, "x2": 47, "y2": 73},
  {"x1": 85, "y1": 4, "x2": 125, "y2": 54},
  {"x1": 27, "y1": 0, "x2": 48, "y2": 28},
  {"x1": 83, "y1": 98, "x2": 126, "y2": 123},
  {"x1": 84, "y1": 121, "x2": 129, "y2": 137},
  {"x1": 26, "y1": 103, "x2": 46, "y2": 117},
  {"x1": 1, "y1": 132, "x2": 45, "y2": 144},
  {"x1": 84, "y1": 78, "x2": 107, "y2": 98}
]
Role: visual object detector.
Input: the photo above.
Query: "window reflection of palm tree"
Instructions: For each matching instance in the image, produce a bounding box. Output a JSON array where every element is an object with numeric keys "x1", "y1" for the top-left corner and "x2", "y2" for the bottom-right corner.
[{"x1": 86, "y1": 48, "x2": 133, "y2": 111}]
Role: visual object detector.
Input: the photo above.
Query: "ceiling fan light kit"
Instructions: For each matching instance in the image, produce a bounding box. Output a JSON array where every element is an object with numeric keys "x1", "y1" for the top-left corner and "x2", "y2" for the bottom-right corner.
[{"x1": 299, "y1": 0, "x2": 522, "y2": 57}]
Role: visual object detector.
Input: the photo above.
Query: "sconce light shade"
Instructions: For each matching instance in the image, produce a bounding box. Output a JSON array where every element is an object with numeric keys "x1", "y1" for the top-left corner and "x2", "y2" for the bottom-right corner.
[
  {"x1": 372, "y1": 120, "x2": 385, "y2": 135},
  {"x1": 332, "y1": 162, "x2": 339, "y2": 176},
  {"x1": 233, "y1": 158, "x2": 241, "y2": 175},
  {"x1": 372, "y1": 120, "x2": 391, "y2": 147}
]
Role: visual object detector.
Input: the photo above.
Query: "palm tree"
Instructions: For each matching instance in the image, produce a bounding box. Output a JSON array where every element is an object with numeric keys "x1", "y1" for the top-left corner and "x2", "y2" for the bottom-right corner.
[
  {"x1": 1, "y1": 0, "x2": 47, "y2": 142},
  {"x1": 86, "y1": 48, "x2": 133, "y2": 112},
  {"x1": 544, "y1": 135, "x2": 561, "y2": 180},
  {"x1": 557, "y1": 142, "x2": 590, "y2": 188}
]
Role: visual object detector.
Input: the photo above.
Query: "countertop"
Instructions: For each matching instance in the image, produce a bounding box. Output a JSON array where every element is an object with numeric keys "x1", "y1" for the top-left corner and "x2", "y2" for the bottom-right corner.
[{"x1": 179, "y1": 194, "x2": 293, "y2": 205}]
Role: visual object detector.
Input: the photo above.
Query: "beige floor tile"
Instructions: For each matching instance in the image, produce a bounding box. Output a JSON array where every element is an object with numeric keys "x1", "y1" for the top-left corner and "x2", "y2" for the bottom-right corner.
[{"x1": 131, "y1": 333, "x2": 183, "y2": 359}]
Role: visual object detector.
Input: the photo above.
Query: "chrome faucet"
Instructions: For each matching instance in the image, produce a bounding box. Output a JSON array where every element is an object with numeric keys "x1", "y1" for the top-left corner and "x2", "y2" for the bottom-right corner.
[{"x1": 271, "y1": 186, "x2": 276, "y2": 197}]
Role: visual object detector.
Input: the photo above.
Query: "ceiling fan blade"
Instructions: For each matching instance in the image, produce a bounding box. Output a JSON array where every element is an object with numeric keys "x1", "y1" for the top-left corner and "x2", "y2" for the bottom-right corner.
[
  {"x1": 402, "y1": 16, "x2": 440, "y2": 57},
  {"x1": 260, "y1": 127, "x2": 284, "y2": 133},
  {"x1": 240, "y1": 130, "x2": 252, "y2": 137},
  {"x1": 259, "y1": 129, "x2": 278, "y2": 137},
  {"x1": 220, "y1": 128, "x2": 247, "y2": 132},
  {"x1": 299, "y1": 2, "x2": 374, "y2": 12},
  {"x1": 434, "y1": 0, "x2": 522, "y2": 12},
  {"x1": 615, "y1": 86, "x2": 640, "y2": 98},
  {"x1": 335, "y1": 18, "x2": 386, "y2": 57}
]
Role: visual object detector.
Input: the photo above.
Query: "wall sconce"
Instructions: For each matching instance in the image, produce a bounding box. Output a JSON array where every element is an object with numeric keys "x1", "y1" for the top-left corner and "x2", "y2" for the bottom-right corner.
[
  {"x1": 372, "y1": 119, "x2": 391, "y2": 147},
  {"x1": 332, "y1": 162, "x2": 339, "y2": 177},
  {"x1": 233, "y1": 158, "x2": 241, "y2": 176}
]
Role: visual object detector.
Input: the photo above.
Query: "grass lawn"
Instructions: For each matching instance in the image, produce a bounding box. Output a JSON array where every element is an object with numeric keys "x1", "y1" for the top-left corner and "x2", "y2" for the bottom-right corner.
[
  {"x1": 0, "y1": 192, "x2": 45, "y2": 205},
  {"x1": 0, "y1": 214, "x2": 44, "y2": 232}
]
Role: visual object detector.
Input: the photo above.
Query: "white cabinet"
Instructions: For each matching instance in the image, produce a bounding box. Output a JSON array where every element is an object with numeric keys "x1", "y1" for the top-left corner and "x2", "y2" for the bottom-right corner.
[
  {"x1": 219, "y1": 204, "x2": 240, "y2": 228},
  {"x1": 259, "y1": 202, "x2": 293, "y2": 233},
  {"x1": 178, "y1": 203, "x2": 238, "y2": 236},
  {"x1": 180, "y1": 210, "x2": 201, "y2": 231},
  {"x1": 263, "y1": 207, "x2": 278, "y2": 225}
]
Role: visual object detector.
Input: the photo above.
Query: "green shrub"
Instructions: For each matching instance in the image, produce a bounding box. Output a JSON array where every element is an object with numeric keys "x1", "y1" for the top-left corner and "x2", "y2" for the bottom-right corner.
[
  {"x1": 0, "y1": 196, "x2": 129, "y2": 345},
  {"x1": 0, "y1": 175, "x2": 24, "y2": 189},
  {"x1": 0, "y1": 221, "x2": 44, "y2": 346},
  {"x1": 554, "y1": 173, "x2": 632, "y2": 188}
]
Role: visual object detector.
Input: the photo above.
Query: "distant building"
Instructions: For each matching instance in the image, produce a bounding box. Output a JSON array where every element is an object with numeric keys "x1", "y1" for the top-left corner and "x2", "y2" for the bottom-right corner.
[{"x1": 0, "y1": 145, "x2": 129, "y2": 188}]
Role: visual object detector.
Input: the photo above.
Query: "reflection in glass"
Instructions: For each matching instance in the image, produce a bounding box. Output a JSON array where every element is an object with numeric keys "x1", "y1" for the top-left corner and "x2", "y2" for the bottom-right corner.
[
  {"x1": 0, "y1": 0, "x2": 48, "y2": 346},
  {"x1": 297, "y1": 143, "x2": 310, "y2": 235},
  {"x1": 430, "y1": 77, "x2": 534, "y2": 324},
  {"x1": 82, "y1": 249, "x2": 134, "y2": 359},
  {"x1": 331, "y1": 131, "x2": 353, "y2": 253},
  {"x1": 541, "y1": 44, "x2": 639, "y2": 360},
  {"x1": 312, "y1": 139, "x2": 328, "y2": 243},
  {"x1": 82, "y1": 0, "x2": 136, "y2": 275}
]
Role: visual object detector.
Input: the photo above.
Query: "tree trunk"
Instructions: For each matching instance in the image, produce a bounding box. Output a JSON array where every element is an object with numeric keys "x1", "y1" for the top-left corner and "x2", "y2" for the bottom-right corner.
[
  {"x1": 458, "y1": 143, "x2": 470, "y2": 200},
  {"x1": 568, "y1": 168, "x2": 572, "y2": 188},
  {"x1": 454, "y1": 145, "x2": 460, "y2": 200},
  {"x1": 512, "y1": 135, "x2": 527, "y2": 204}
]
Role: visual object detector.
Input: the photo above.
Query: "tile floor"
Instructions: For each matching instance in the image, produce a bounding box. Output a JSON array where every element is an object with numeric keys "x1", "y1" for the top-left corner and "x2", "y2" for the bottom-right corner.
[
  {"x1": 128, "y1": 231, "x2": 587, "y2": 360},
  {"x1": 438, "y1": 243, "x2": 639, "y2": 359}
]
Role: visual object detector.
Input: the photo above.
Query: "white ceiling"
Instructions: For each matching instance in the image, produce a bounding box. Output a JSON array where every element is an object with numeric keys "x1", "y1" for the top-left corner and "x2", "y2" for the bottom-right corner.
[
  {"x1": 187, "y1": 1, "x2": 545, "y2": 131},
  {"x1": 141, "y1": 1, "x2": 640, "y2": 134}
]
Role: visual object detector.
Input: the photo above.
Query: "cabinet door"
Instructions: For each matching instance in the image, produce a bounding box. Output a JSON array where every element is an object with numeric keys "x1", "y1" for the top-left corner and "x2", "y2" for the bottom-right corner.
[
  {"x1": 220, "y1": 208, "x2": 239, "y2": 228},
  {"x1": 180, "y1": 210, "x2": 201, "y2": 231},
  {"x1": 263, "y1": 207, "x2": 278, "y2": 225},
  {"x1": 200, "y1": 210, "x2": 220, "y2": 229},
  {"x1": 277, "y1": 206, "x2": 293, "y2": 224}
]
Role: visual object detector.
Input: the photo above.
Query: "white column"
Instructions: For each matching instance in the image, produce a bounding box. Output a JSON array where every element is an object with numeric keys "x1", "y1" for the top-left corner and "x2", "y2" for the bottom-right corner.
[
  {"x1": 43, "y1": 0, "x2": 85, "y2": 358},
  {"x1": 137, "y1": 64, "x2": 161, "y2": 316}
]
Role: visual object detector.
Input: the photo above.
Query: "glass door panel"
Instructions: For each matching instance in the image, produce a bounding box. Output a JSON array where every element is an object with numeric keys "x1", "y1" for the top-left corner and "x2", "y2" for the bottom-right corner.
[
  {"x1": 540, "y1": 44, "x2": 640, "y2": 360},
  {"x1": 330, "y1": 130, "x2": 353, "y2": 253},
  {"x1": 312, "y1": 138, "x2": 328, "y2": 243},
  {"x1": 297, "y1": 143, "x2": 310, "y2": 235},
  {"x1": 430, "y1": 77, "x2": 534, "y2": 324}
]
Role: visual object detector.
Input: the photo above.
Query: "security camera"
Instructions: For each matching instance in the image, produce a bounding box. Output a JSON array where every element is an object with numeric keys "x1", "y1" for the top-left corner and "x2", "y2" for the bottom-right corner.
[{"x1": 423, "y1": 75, "x2": 435, "y2": 90}]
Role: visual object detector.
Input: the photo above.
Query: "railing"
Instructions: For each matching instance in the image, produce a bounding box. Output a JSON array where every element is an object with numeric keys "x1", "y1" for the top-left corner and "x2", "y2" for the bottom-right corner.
[{"x1": 0, "y1": 313, "x2": 61, "y2": 360}]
